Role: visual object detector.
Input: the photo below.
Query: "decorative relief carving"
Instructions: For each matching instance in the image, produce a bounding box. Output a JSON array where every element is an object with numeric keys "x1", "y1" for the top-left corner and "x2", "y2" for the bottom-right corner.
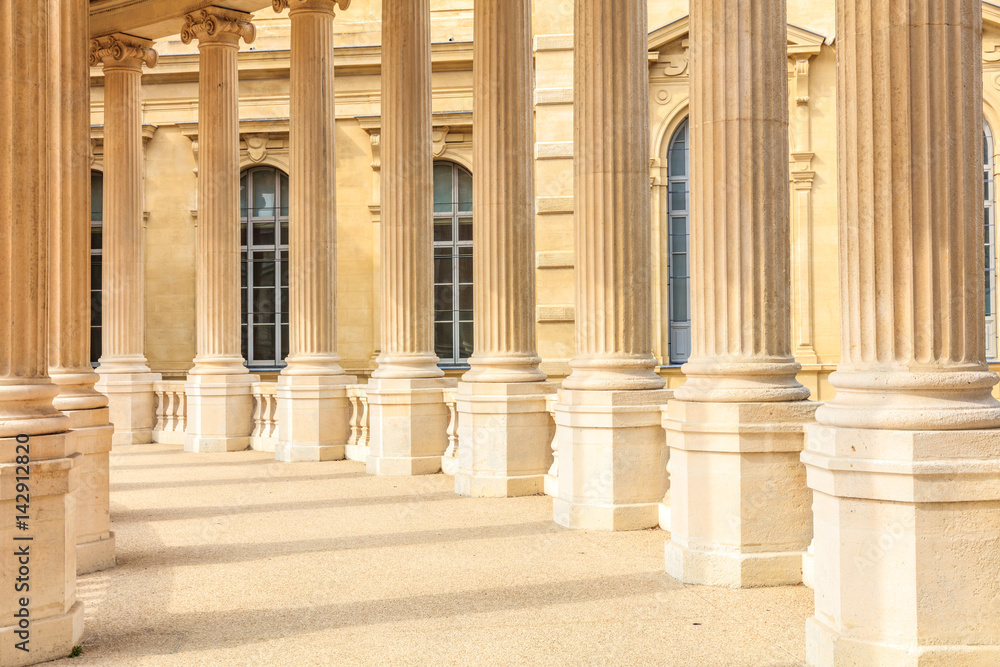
[
  {"x1": 243, "y1": 133, "x2": 269, "y2": 163},
  {"x1": 433, "y1": 126, "x2": 450, "y2": 157},
  {"x1": 180, "y1": 8, "x2": 256, "y2": 46},
  {"x1": 654, "y1": 89, "x2": 671, "y2": 105},
  {"x1": 985, "y1": 41, "x2": 1000, "y2": 63},
  {"x1": 369, "y1": 132, "x2": 381, "y2": 172},
  {"x1": 89, "y1": 34, "x2": 158, "y2": 69},
  {"x1": 663, "y1": 38, "x2": 690, "y2": 76}
]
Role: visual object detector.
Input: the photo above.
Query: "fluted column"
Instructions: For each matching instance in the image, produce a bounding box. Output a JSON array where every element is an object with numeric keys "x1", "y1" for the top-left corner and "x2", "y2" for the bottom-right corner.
[
  {"x1": 52, "y1": 2, "x2": 115, "y2": 574},
  {"x1": 453, "y1": 0, "x2": 555, "y2": 497},
  {"x1": 367, "y1": 0, "x2": 454, "y2": 476},
  {"x1": 802, "y1": 2, "x2": 1000, "y2": 663},
  {"x1": 91, "y1": 34, "x2": 162, "y2": 447},
  {"x1": 1, "y1": 1, "x2": 84, "y2": 662},
  {"x1": 273, "y1": 0, "x2": 357, "y2": 462},
  {"x1": 552, "y1": 0, "x2": 671, "y2": 530},
  {"x1": 675, "y1": 0, "x2": 809, "y2": 403},
  {"x1": 182, "y1": 8, "x2": 258, "y2": 453},
  {"x1": 662, "y1": 0, "x2": 817, "y2": 589},
  {"x1": 372, "y1": 0, "x2": 440, "y2": 380}
]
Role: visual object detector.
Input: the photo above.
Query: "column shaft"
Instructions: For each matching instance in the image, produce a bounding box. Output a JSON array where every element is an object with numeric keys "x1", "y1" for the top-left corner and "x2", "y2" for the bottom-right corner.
[
  {"x1": 563, "y1": 0, "x2": 663, "y2": 391},
  {"x1": 454, "y1": 0, "x2": 554, "y2": 498},
  {"x1": 373, "y1": 0, "x2": 441, "y2": 379},
  {"x1": 367, "y1": 0, "x2": 454, "y2": 476},
  {"x1": 675, "y1": 0, "x2": 807, "y2": 403},
  {"x1": 54, "y1": 2, "x2": 115, "y2": 574},
  {"x1": 1, "y1": 1, "x2": 84, "y2": 662},
  {"x1": 182, "y1": 8, "x2": 258, "y2": 453},
  {"x1": 551, "y1": 0, "x2": 671, "y2": 530},
  {"x1": 803, "y1": 2, "x2": 1000, "y2": 663},
  {"x1": 274, "y1": 0, "x2": 356, "y2": 463}
]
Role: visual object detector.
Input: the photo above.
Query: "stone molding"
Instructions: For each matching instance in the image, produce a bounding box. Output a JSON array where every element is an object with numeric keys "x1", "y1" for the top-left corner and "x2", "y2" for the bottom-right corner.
[
  {"x1": 272, "y1": 0, "x2": 351, "y2": 14},
  {"x1": 180, "y1": 7, "x2": 256, "y2": 47},
  {"x1": 89, "y1": 33, "x2": 158, "y2": 70}
]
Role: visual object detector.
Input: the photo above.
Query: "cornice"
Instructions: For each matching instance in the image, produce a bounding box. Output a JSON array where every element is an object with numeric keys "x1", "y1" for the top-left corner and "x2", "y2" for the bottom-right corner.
[{"x1": 272, "y1": 0, "x2": 351, "y2": 14}]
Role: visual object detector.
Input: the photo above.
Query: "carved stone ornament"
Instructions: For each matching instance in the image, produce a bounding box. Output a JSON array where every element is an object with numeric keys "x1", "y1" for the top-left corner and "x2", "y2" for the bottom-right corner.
[
  {"x1": 180, "y1": 8, "x2": 256, "y2": 46},
  {"x1": 272, "y1": 0, "x2": 352, "y2": 13},
  {"x1": 244, "y1": 134, "x2": 269, "y2": 163},
  {"x1": 89, "y1": 34, "x2": 158, "y2": 69}
]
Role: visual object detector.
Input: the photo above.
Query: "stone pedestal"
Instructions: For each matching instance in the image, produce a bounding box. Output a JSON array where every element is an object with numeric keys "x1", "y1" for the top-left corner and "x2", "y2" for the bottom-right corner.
[
  {"x1": 184, "y1": 374, "x2": 257, "y2": 453},
  {"x1": 454, "y1": 382, "x2": 556, "y2": 497},
  {"x1": 663, "y1": 400, "x2": 817, "y2": 587},
  {"x1": 66, "y1": 408, "x2": 115, "y2": 574},
  {"x1": 367, "y1": 378, "x2": 456, "y2": 476},
  {"x1": 803, "y1": 426, "x2": 1000, "y2": 665},
  {"x1": 96, "y1": 372, "x2": 159, "y2": 446},
  {"x1": 276, "y1": 375, "x2": 356, "y2": 462},
  {"x1": 553, "y1": 388, "x2": 672, "y2": 531}
]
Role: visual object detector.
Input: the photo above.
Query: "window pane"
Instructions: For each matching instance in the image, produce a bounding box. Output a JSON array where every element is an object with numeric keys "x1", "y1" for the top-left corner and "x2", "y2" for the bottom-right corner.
[
  {"x1": 240, "y1": 222, "x2": 247, "y2": 247},
  {"x1": 434, "y1": 257, "x2": 453, "y2": 285},
  {"x1": 459, "y1": 284, "x2": 473, "y2": 311},
  {"x1": 280, "y1": 173, "x2": 289, "y2": 217},
  {"x1": 252, "y1": 260, "x2": 276, "y2": 287},
  {"x1": 459, "y1": 256, "x2": 473, "y2": 284},
  {"x1": 252, "y1": 221, "x2": 276, "y2": 247},
  {"x1": 434, "y1": 220, "x2": 453, "y2": 243},
  {"x1": 91, "y1": 171, "x2": 103, "y2": 222},
  {"x1": 458, "y1": 321, "x2": 474, "y2": 360},
  {"x1": 458, "y1": 217, "x2": 473, "y2": 242},
  {"x1": 435, "y1": 284, "x2": 454, "y2": 312},
  {"x1": 253, "y1": 169, "x2": 277, "y2": 217},
  {"x1": 433, "y1": 163, "x2": 453, "y2": 213},
  {"x1": 240, "y1": 173, "x2": 248, "y2": 219},
  {"x1": 671, "y1": 278, "x2": 689, "y2": 322},
  {"x1": 458, "y1": 168, "x2": 473, "y2": 212},
  {"x1": 281, "y1": 324, "x2": 289, "y2": 361},
  {"x1": 253, "y1": 325, "x2": 276, "y2": 363},
  {"x1": 253, "y1": 288, "x2": 275, "y2": 316},
  {"x1": 671, "y1": 252, "x2": 688, "y2": 277},
  {"x1": 434, "y1": 323, "x2": 454, "y2": 360}
]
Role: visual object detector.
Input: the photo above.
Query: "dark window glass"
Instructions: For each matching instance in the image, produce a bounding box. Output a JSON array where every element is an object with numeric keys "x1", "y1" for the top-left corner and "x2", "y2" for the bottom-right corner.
[{"x1": 432, "y1": 162, "x2": 474, "y2": 364}]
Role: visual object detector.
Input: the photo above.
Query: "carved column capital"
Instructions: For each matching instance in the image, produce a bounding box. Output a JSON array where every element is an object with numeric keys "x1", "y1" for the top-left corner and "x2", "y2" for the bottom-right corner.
[
  {"x1": 273, "y1": 0, "x2": 351, "y2": 14},
  {"x1": 89, "y1": 34, "x2": 158, "y2": 70},
  {"x1": 181, "y1": 7, "x2": 256, "y2": 47}
]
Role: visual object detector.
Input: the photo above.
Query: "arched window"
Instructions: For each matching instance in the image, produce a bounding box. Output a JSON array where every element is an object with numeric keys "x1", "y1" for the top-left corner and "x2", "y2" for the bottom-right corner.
[
  {"x1": 986, "y1": 121, "x2": 997, "y2": 360},
  {"x1": 667, "y1": 119, "x2": 691, "y2": 365},
  {"x1": 90, "y1": 170, "x2": 103, "y2": 366},
  {"x1": 240, "y1": 166, "x2": 290, "y2": 368},
  {"x1": 433, "y1": 161, "x2": 473, "y2": 364}
]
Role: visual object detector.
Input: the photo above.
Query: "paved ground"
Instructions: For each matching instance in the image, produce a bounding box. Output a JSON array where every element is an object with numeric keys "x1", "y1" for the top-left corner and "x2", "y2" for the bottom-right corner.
[{"x1": 52, "y1": 444, "x2": 811, "y2": 666}]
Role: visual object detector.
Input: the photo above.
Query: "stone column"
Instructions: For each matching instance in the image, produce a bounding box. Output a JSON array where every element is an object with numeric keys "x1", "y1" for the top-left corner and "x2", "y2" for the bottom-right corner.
[
  {"x1": 271, "y1": 0, "x2": 357, "y2": 462},
  {"x1": 553, "y1": 0, "x2": 671, "y2": 531},
  {"x1": 50, "y1": 4, "x2": 115, "y2": 575},
  {"x1": 803, "y1": 1, "x2": 1000, "y2": 663},
  {"x1": 367, "y1": 0, "x2": 454, "y2": 476},
  {"x1": 181, "y1": 8, "x2": 258, "y2": 453},
  {"x1": 0, "y1": 1, "x2": 85, "y2": 663},
  {"x1": 90, "y1": 35, "x2": 161, "y2": 448},
  {"x1": 454, "y1": 0, "x2": 555, "y2": 498},
  {"x1": 661, "y1": 0, "x2": 817, "y2": 589}
]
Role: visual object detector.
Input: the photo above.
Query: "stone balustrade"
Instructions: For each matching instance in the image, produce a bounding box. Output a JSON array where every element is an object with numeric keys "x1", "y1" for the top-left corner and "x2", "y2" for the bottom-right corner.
[
  {"x1": 250, "y1": 382, "x2": 279, "y2": 452},
  {"x1": 345, "y1": 383, "x2": 371, "y2": 462},
  {"x1": 152, "y1": 380, "x2": 187, "y2": 444}
]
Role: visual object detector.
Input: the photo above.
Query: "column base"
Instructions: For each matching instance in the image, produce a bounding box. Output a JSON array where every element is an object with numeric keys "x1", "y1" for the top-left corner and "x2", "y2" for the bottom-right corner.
[
  {"x1": 801, "y1": 540, "x2": 815, "y2": 590},
  {"x1": 184, "y1": 373, "x2": 257, "y2": 453},
  {"x1": 0, "y1": 600, "x2": 84, "y2": 667},
  {"x1": 803, "y1": 424, "x2": 1000, "y2": 664},
  {"x1": 275, "y1": 374, "x2": 356, "y2": 462},
  {"x1": 77, "y1": 532, "x2": 116, "y2": 575},
  {"x1": 663, "y1": 399, "x2": 817, "y2": 587},
  {"x1": 553, "y1": 388, "x2": 673, "y2": 531},
  {"x1": 366, "y1": 377, "x2": 456, "y2": 476},
  {"x1": 806, "y1": 615, "x2": 1000, "y2": 667},
  {"x1": 96, "y1": 372, "x2": 160, "y2": 445},
  {"x1": 454, "y1": 381, "x2": 556, "y2": 498}
]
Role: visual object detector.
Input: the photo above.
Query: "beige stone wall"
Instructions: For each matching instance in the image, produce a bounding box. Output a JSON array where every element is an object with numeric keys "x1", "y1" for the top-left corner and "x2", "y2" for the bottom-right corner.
[{"x1": 88, "y1": 1, "x2": 1000, "y2": 398}]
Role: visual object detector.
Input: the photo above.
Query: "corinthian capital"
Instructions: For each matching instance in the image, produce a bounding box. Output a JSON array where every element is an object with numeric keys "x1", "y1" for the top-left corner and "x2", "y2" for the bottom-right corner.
[
  {"x1": 272, "y1": 0, "x2": 352, "y2": 14},
  {"x1": 89, "y1": 34, "x2": 158, "y2": 70},
  {"x1": 180, "y1": 7, "x2": 256, "y2": 46}
]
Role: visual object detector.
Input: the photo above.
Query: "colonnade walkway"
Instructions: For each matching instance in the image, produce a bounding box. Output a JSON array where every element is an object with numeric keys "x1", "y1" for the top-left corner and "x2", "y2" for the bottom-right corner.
[{"x1": 51, "y1": 445, "x2": 810, "y2": 666}]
